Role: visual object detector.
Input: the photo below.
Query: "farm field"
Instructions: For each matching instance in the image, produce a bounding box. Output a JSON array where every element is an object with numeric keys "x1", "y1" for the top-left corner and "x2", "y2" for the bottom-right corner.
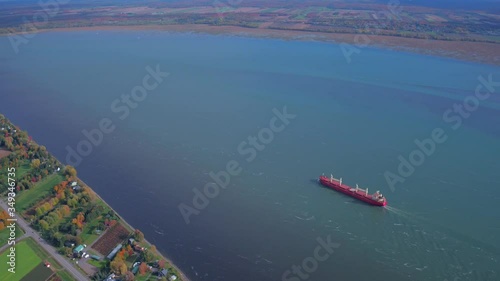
[
  {"x1": 19, "y1": 263, "x2": 53, "y2": 281},
  {"x1": 92, "y1": 223, "x2": 130, "y2": 255},
  {"x1": 0, "y1": 240, "x2": 42, "y2": 281},
  {"x1": 23, "y1": 238, "x2": 76, "y2": 281}
]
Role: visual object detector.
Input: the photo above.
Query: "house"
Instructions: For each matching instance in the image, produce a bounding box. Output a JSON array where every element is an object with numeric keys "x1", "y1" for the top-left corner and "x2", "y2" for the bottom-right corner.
[
  {"x1": 169, "y1": 275, "x2": 177, "y2": 281},
  {"x1": 107, "y1": 244, "x2": 123, "y2": 260},
  {"x1": 131, "y1": 265, "x2": 139, "y2": 275},
  {"x1": 72, "y1": 185, "x2": 82, "y2": 191},
  {"x1": 128, "y1": 238, "x2": 135, "y2": 245},
  {"x1": 73, "y1": 245, "x2": 85, "y2": 254},
  {"x1": 64, "y1": 241, "x2": 75, "y2": 248},
  {"x1": 104, "y1": 273, "x2": 116, "y2": 281},
  {"x1": 158, "y1": 269, "x2": 168, "y2": 277},
  {"x1": 69, "y1": 181, "x2": 78, "y2": 187},
  {"x1": 148, "y1": 260, "x2": 159, "y2": 268}
]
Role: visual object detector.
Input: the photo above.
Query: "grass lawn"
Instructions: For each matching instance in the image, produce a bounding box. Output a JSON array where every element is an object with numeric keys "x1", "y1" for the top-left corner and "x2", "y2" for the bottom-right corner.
[
  {"x1": 87, "y1": 258, "x2": 107, "y2": 269},
  {"x1": 57, "y1": 270, "x2": 77, "y2": 281},
  {"x1": 0, "y1": 226, "x2": 24, "y2": 246},
  {"x1": 135, "y1": 273, "x2": 155, "y2": 281},
  {"x1": 0, "y1": 240, "x2": 42, "y2": 281},
  {"x1": 16, "y1": 174, "x2": 64, "y2": 212},
  {"x1": 16, "y1": 160, "x2": 32, "y2": 179},
  {"x1": 80, "y1": 216, "x2": 104, "y2": 245}
]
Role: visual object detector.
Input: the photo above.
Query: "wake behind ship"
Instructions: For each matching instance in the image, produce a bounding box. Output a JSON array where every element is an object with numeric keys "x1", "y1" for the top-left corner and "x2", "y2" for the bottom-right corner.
[{"x1": 319, "y1": 174, "x2": 387, "y2": 206}]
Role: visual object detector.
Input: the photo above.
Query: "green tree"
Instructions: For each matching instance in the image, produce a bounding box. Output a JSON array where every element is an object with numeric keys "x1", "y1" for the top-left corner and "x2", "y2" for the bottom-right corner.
[
  {"x1": 134, "y1": 229, "x2": 145, "y2": 241},
  {"x1": 62, "y1": 247, "x2": 72, "y2": 257},
  {"x1": 39, "y1": 220, "x2": 49, "y2": 231},
  {"x1": 36, "y1": 207, "x2": 44, "y2": 217},
  {"x1": 52, "y1": 232, "x2": 64, "y2": 247},
  {"x1": 74, "y1": 235, "x2": 83, "y2": 245},
  {"x1": 141, "y1": 249, "x2": 154, "y2": 263}
]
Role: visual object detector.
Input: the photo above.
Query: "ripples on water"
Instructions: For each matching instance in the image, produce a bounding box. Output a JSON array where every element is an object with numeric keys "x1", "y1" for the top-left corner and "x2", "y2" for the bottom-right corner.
[{"x1": 381, "y1": 206, "x2": 498, "y2": 281}]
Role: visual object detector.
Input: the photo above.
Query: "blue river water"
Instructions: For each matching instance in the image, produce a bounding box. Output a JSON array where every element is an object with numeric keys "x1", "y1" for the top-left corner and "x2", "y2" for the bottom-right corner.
[{"x1": 1, "y1": 31, "x2": 499, "y2": 281}]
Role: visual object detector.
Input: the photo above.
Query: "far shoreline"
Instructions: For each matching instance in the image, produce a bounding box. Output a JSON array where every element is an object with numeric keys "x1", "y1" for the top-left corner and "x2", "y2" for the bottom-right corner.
[{"x1": 3, "y1": 24, "x2": 499, "y2": 66}]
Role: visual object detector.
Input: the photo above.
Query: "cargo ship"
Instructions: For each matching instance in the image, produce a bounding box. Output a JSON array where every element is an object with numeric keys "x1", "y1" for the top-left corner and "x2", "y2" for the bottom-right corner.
[{"x1": 319, "y1": 174, "x2": 387, "y2": 206}]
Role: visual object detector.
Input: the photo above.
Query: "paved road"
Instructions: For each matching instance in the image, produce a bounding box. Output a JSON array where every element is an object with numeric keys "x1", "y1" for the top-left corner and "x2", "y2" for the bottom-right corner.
[{"x1": 0, "y1": 199, "x2": 89, "y2": 281}]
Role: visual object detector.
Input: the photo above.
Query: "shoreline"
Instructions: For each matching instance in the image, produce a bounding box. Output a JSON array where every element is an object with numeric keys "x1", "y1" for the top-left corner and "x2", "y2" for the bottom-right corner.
[
  {"x1": 78, "y1": 178, "x2": 192, "y2": 281},
  {"x1": 0, "y1": 113, "x2": 192, "y2": 281},
  {"x1": 3, "y1": 24, "x2": 499, "y2": 66}
]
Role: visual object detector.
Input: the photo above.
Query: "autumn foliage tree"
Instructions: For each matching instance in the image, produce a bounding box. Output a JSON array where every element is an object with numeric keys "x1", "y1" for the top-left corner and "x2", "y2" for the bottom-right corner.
[
  {"x1": 31, "y1": 159, "x2": 41, "y2": 169},
  {"x1": 126, "y1": 245, "x2": 134, "y2": 256},
  {"x1": 0, "y1": 210, "x2": 8, "y2": 221},
  {"x1": 60, "y1": 205, "x2": 71, "y2": 217},
  {"x1": 117, "y1": 248, "x2": 126, "y2": 260},
  {"x1": 72, "y1": 212, "x2": 85, "y2": 229},
  {"x1": 139, "y1": 262, "x2": 148, "y2": 275},
  {"x1": 124, "y1": 271, "x2": 135, "y2": 281},
  {"x1": 54, "y1": 181, "x2": 68, "y2": 199},
  {"x1": 110, "y1": 259, "x2": 127, "y2": 275},
  {"x1": 35, "y1": 198, "x2": 59, "y2": 217},
  {"x1": 64, "y1": 165, "x2": 77, "y2": 179}
]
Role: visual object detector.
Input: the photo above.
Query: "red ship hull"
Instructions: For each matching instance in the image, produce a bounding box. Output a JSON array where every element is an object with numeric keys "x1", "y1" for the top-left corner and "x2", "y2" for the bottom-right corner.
[{"x1": 319, "y1": 175, "x2": 387, "y2": 206}]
